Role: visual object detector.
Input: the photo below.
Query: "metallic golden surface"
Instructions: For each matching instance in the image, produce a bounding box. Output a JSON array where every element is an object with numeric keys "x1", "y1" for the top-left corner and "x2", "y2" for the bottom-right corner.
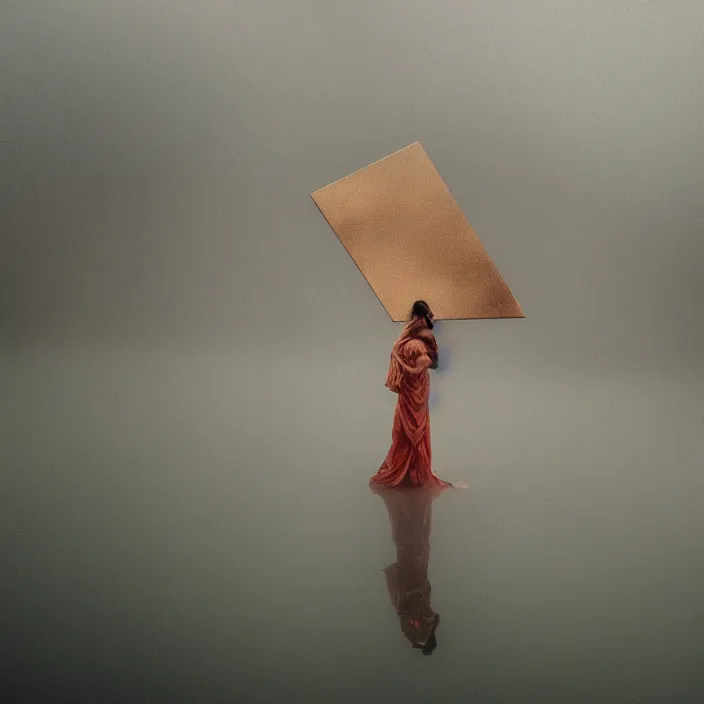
[{"x1": 311, "y1": 142, "x2": 524, "y2": 321}]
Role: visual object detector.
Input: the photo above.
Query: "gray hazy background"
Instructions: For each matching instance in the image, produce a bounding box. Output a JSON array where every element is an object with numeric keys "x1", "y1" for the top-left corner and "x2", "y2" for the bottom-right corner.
[{"x1": 3, "y1": 2, "x2": 703, "y2": 702}]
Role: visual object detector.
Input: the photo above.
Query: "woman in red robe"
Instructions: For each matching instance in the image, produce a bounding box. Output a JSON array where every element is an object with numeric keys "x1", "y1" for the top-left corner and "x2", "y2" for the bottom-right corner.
[
  {"x1": 371, "y1": 301, "x2": 453, "y2": 489},
  {"x1": 369, "y1": 480, "x2": 446, "y2": 654}
]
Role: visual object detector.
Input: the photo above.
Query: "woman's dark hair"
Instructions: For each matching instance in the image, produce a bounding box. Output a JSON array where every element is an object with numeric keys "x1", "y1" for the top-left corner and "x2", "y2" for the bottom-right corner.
[
  {"x1": 411, "y1": 300, "x2": 434, "y2": 329},
  {"x1": 412, "y1": 614, "x2": 440, "y2": 655}
]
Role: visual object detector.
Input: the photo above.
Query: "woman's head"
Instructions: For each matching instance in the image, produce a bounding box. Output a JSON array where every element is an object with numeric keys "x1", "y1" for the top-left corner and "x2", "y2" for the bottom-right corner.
[
  {"x1": 408, "y1": 614, "x2": 440, "y2": 655},
  {"x1": 411, "y1": 300, "x2": 434, "y2": 329},
  {"x1": 413, "y1": 630, "x2": 438, "y2": 655}
]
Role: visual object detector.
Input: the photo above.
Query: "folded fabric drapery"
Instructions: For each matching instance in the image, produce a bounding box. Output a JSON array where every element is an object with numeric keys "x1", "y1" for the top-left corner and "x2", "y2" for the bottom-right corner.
[
  {"x1": 370, "y1": 480, "x2": 446, "y2": 652},
  {"x1": 372, "y1": 317, "x2": 450, "y2": 489}
]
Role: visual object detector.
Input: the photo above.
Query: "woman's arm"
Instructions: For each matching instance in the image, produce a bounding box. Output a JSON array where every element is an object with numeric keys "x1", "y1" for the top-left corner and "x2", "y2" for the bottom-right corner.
[{"x1": 417, "y1": 329, "x2": 438, "y2": 370}]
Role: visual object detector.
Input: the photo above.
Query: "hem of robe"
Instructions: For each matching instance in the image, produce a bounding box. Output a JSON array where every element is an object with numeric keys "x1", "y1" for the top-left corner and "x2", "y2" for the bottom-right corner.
[{"x1": 370, "y1": 466, "x2": 453, "y2": 490}]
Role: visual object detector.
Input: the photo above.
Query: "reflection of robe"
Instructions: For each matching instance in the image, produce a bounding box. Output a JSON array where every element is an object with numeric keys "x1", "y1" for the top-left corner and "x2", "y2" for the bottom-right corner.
[
  {"x1": 372, "y1": 317, "x2": 451, "y2": 488},
  {"x1": 370, "y1": 480, "x2": 446, "y2": 648}
]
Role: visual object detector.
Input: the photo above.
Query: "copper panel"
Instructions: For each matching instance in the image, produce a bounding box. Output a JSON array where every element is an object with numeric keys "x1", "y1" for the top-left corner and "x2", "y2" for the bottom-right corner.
[{"x1": 311, "y1": 142, "x2": 524, "y2": 321}]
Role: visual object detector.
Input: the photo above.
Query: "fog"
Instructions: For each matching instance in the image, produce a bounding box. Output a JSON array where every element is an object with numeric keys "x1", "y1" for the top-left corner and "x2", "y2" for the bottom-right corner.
[{"x1": 4, "y1": 2, "x2": 704, "y2": 701}]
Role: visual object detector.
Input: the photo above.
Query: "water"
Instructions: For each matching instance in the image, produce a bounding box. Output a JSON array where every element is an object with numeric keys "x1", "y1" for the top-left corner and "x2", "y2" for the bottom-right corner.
[{"x1": 6, "y1": 343, "x2": 704, "y2": 702}]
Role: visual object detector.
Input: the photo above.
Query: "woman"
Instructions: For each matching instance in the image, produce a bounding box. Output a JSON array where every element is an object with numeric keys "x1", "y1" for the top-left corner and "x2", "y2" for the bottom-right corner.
[
  {"x1": 371, "y1": 301, "x2": 452, "y2": 489},
  {"x1": 370, "y1": 479, "x2": 445, "y2": 654}
]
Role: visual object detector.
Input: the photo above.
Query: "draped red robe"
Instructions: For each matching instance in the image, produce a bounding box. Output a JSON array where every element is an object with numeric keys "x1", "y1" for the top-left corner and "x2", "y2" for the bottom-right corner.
[
  {"x1": 369, "y1": 480, "x2": 446, "y2": 649},
  {"x1": 371, "y1": 317, "x2": 452, "y2": 489}
]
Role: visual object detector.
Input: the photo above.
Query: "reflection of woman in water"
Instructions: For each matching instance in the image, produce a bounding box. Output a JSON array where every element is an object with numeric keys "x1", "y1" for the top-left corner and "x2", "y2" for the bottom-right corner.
[
  {"x1": 372, "y1": 300, "x2": 452, "y2": 489},
  {"x1": 370, "y1": 480, "x2": 446, "y2": 654}
]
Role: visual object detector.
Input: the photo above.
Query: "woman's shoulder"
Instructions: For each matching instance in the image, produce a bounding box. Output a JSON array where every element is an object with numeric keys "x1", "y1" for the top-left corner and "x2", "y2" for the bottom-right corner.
[
  {"x1": 415, "y1": 329, "x2": 437, "y2": 352},
  {"x1": 415, "y1": 328, "x2": 436, "y2": 342},
  {"x1": 400, "y1": 337, "x2": 430, "y2": 357}
]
